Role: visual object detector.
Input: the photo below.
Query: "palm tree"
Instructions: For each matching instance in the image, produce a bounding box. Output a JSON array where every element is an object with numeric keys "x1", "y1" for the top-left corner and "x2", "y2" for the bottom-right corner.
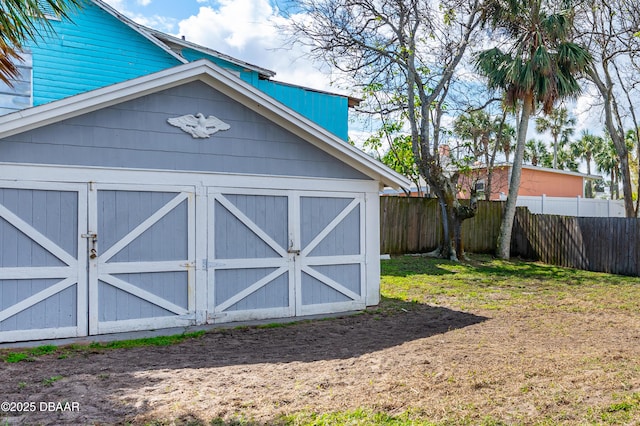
[
  {"x1": 453, "y1": 110, "x2": 493, "y2": 160},
  {"x1": 555, "y1": 145, "x2": 579, "y2": 171},
  {"x1": 535, "y1": 107, "x2": 576, "y2": 169},
  {"x1": 0, "y1": 0, "x2": 80, "y2": 85},
  {"x1": 475, "y1": 0, "x2": 592, "y2": 259},
  {"x1": 496, "y1": 121, "x2": 516, "y2": 163},
  {"x1": 524, "y1": 139, "x2": 549, "y2": 166},
  {"x1": 571, "y1": 131, "x2": 604, "y2": 197},
  {"x1": 595, "y1": 138, "x2": 621, "y2": 199}
]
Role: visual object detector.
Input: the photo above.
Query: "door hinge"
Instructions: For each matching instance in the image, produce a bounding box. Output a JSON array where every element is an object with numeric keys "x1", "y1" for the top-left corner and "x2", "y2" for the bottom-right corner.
[{"x1": 200, "y1": 259, "x2": 226, "y2": 270}]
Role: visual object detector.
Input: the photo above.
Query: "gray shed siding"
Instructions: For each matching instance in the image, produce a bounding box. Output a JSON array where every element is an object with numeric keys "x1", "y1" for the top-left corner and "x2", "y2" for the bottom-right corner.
[
  {"x1": 0, "y1": 76, "x2": 382, "y2": 343},
  {"x1": 213, "y1": 193, "x2": 292, "y2": 313},
  {"x1": 0, "y1": 81, "x2": 369, "y2": 180}
]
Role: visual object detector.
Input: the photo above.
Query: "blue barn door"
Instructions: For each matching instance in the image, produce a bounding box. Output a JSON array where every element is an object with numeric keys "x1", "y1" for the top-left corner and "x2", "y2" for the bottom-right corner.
[
  {"x1": 207, "y1": 190, "x2": 294, "y2": 322},
  {"x1": 207, "y1": 189, "x2": 365, "y2": 323},
  {"x1": 296, "y1": 193, "x2": 366, "y2": 316},
  {"x1": 0, "y1": 182, "x2": 88, "y2": 343},
  {"x1": 88, "y1": 184, "x2": 196, "y2": 335}
]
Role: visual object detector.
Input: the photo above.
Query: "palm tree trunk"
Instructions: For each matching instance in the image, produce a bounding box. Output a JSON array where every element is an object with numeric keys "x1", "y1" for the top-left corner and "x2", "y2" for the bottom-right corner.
[{"x1": 496, "y1": 96, "x2": 533, "y2": 259}]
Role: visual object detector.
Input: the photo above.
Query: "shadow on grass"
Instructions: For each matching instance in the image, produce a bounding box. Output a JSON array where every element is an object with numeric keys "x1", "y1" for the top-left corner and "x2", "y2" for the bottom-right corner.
[
  {"x1": 2, "y1": 303, "x2": 487, "y2": 376},
  {"x1": 0, "y1": 298, "x2": 487, "y2": 424},
  {"x1": 381, "y1": 255, "x2": 457, "y2": 277}
]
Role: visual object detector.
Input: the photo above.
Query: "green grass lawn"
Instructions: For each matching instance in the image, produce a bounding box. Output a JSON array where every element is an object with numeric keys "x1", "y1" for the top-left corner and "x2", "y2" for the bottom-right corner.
[
  {"x1": 279, "y1": 255, "x2": 640, "y2": 426},
  {"x1": 379, "y1": 254, "x2": 640, "y2": 313}
]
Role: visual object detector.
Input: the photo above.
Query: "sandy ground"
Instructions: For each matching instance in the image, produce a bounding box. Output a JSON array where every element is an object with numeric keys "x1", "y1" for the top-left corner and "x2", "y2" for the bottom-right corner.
[{"x1": 0, "y1": 301, "x2": 639, "y2": 425}]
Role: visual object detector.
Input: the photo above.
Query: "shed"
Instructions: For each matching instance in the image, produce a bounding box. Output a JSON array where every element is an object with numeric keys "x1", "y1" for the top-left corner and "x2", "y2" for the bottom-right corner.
[{"x1": 0, "y1": 60, "x2": 410, "y2": 343}]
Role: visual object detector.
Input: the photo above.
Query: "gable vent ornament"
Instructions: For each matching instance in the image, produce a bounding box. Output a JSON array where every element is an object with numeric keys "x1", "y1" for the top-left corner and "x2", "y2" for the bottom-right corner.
[{"x1": 167, "y1": 113, "x2": 231, "y2": 138}]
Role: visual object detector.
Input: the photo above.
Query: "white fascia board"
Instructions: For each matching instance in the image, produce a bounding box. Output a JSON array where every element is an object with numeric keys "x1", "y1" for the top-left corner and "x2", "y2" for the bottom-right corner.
[
  {"x1": 521, "y1": 164, "x2": 602, "y2": 180},
  {"x1": 0, "y1": 65, "x2": 207, "y2": 133},
  {"x1": 0, "y1": 60, "x2": 411, "y2": 189}
]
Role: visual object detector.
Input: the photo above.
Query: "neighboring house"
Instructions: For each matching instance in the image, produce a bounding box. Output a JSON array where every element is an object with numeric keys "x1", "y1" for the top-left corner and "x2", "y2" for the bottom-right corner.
[
  {"x1": 458, "y1": 164, "x2": 601, "y2": 200},
  {"x1": 1, "y1": 0, "x2": 355, "y2": 140},
  {"x1": 0, "y1": 2, "x2": 411, "y2": 344}
]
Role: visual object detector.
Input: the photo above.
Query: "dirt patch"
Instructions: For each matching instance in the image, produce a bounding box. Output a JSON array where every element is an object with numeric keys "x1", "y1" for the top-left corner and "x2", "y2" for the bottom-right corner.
[{"x1": 1, "y1": 301, "x2": 639, "y2": 425}]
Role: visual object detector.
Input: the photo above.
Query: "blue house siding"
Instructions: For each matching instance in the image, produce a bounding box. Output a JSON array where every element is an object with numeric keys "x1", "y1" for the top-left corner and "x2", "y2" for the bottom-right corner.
[
  {"x1": 16, "y1": 1, "x2": 350, "y2": 140},
  {"x1": 28, "y1": 0, "x2": 181, "y2": 106},
  {"x1": 253, "y1": 79, "x2": 349, "y2": 141},
  {"x1": 181, "y1": 48, "x2": 349, "y2": 140}
]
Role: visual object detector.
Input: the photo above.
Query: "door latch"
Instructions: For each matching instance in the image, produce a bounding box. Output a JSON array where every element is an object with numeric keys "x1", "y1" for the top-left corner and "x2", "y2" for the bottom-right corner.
[
  {"x1": 287, "y1": 249, "x2": 301, "y2": 255},
  {"x1": 82, "y1": 233, "x2": 98, "y2": 259}
]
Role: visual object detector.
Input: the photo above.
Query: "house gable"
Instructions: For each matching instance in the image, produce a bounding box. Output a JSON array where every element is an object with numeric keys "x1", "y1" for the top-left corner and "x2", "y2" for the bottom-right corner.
[
  {"x1": 0, "y1": 61, "x2": 410, "y2": 187},
  {"x1": 16, "y1": 0, "x2": 352, "y2": 140},
  {"x1": 0, "y1": 80, "x2": 367, "y2": 180},
  {"x1": 173, "y1": 49, "x2": 351, "y2": 141}
]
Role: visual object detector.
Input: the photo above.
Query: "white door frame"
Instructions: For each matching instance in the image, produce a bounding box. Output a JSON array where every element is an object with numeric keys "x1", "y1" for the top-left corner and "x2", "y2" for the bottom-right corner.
[
  {"x1": 207, "y1": 188, "x2": 295, "y2": 322},
  {"x1": 294, "y1": 190, "x2": 367, "y2": 316}
]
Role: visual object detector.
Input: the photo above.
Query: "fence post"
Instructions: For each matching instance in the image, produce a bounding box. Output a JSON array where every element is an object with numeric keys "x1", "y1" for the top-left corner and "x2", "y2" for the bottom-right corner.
[
  {"x1": 541, "y1": 194, "x2": 546, "y2": 214},
  {"x1": 576, "y1": 195, "x2": 581, "y2": 217}
]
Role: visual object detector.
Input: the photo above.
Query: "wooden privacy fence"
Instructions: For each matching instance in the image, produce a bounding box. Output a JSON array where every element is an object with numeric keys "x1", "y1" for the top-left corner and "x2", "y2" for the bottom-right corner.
[
  {"x1": 512, "y1": 208, "x2": 640, "y2": 276},
  {"x1": 379, "y1": 197, "x2": 504, "y2": 254},
  {"x1": 380, "y1": 196, "x2": 640, "y2": 277}
]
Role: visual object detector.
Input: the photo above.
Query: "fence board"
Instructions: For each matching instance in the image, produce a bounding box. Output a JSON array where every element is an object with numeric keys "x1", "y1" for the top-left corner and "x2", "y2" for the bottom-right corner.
[{"x1": 380, "y1": 197, "x2": 503, "y2": 254}]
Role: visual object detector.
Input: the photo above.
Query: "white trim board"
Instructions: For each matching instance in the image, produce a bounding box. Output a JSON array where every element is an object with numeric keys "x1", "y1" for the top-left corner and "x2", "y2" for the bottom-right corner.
[{"x1": 0, "y1": 163, "x2": 381, "y2": 193}]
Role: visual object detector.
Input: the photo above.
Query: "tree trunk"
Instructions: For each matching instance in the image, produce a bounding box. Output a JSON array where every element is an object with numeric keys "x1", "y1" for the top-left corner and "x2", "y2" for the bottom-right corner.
[
  {"x1": 588, "y1": 67, "x2": 636, "y2": 217},
  {"x1": 496, "y1": 96, "x2": 532, "y2": 259},
  {"x1": 427, "y1": 171, "x2": 477, "y2": 261}
]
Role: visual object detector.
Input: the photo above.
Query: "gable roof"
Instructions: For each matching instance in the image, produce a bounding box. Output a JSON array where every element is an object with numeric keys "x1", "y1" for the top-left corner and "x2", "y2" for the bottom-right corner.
[{"x1": 0, "y1": 59, "x2": 410, "y2": 189}]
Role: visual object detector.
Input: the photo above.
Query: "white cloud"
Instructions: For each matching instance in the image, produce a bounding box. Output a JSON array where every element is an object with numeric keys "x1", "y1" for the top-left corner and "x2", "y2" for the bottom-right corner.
[
  {"x1": 102, "y1": 0, "x2": 177, "y2": 32},
  {"x1": 176, "y1": 0, "x2": 347, "y2": 95},
  {"x1": 101, "y1": 0, "x2": 126, "y2": 10}
]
